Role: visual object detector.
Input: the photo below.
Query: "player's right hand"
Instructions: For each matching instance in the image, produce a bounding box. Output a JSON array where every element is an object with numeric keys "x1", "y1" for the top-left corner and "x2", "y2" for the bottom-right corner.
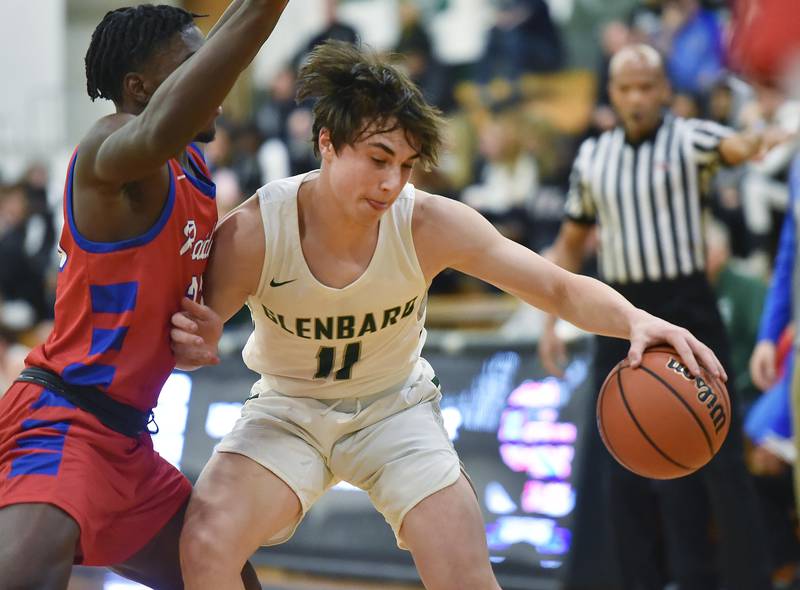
[
  {"x1": 750, "y1": 340, "x2": 777, "y2": 392},
  {"x1": 539, "y1": 322, "x2": 567, "y2": 378},
  {"x1": 170, "y1": 298, "x2": 222, "y2": 368}
]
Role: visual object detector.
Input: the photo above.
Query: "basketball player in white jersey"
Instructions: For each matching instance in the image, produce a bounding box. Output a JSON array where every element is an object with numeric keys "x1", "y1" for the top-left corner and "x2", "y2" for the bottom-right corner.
[{"x1": 171, "y1": 41, "x2": 726, "y2": 590}]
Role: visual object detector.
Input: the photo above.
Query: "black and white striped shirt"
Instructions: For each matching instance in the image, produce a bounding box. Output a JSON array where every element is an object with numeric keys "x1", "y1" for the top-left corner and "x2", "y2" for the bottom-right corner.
[{"x1": 564, "y1": 115, "x2": 733, "y2": 285}]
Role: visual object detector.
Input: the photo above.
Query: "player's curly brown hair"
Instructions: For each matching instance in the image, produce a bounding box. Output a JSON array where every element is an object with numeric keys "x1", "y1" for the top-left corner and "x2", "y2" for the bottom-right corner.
[{"x1": 296, "y1": 40, "x2": 445, "y2": 169}]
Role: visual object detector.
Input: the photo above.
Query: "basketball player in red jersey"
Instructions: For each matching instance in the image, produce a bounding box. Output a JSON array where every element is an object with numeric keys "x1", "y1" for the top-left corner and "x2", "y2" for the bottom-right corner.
[{"x1": 0, "y1": 2, "x2": 287, "y2": 588}]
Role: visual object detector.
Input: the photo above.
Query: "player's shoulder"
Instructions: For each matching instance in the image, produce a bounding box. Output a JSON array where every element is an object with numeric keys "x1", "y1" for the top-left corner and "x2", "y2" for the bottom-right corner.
[
  {"x1": 218, "y1": 194, "x2": 262, "y2": 234},
  {"x1": 213, "y1": 194, "x2": 264, "y2": 260},
  {"x1": 74, "y1": 113, "x2": 139, "y2": 185},
  {"x1": 79, "y1": 113, "x2": 137, "y2": 154},
  {"x1": 411, "y1": 189, "x2": 447, "y2": 220},
  {"x1": 257, "y1": 171, "x2": 317, "y2": 205},
  {"x1": 412, "y1": 189, "x2": 475, "y2": 235}
]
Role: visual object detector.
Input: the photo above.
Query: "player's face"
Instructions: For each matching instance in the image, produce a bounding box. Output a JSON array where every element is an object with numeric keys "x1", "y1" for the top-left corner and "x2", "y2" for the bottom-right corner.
[
  {"x1": 609, "y1": 63, "x2": 669, "y2": 138},
  {"x1": 321, "y1": 124, "x2": 420, "y2": 222},
  {"x1": 145, "y1": 25, "x2": 221, "y2": 142}
]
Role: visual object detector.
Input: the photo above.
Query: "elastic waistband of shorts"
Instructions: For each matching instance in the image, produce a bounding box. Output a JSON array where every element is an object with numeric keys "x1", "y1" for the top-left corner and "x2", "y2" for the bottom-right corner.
[{"x1": 252, "y1": 359, "x2": 439, "y2": 412}]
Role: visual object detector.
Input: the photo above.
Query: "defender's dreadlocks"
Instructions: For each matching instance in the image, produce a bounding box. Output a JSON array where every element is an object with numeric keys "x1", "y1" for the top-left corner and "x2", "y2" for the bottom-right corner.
[
  {"x1": 296, "y1": 40, "x2": 445, "y2": 169},
  {"x1": 85, "y1": 4, "x2": 201, "y2": 104}
]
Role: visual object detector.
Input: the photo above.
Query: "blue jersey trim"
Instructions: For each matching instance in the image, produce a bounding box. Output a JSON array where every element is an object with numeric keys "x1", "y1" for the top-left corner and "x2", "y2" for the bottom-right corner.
[
  {"x1": 89, "y1": 327, "x2": 129, "y2": 355},
  {"x1": 181, "y1": 148, "x2": 216, "y2": 199},
  {"x1": 31, "y1": 389, "x2": 76, "y2": 410},
  {"x1": 21, "y1": 419, "x2": 70, "y2": 434},
  {"x1": 17, "y1": 434, "x2": 67, "y2": 452},
  {"x1": 9, "y1": 452, "x2": 63, "y2": 478},
  {"x1": 63, "y1": 363, "x2": 116, "y2": 389},
  {"x1": 189, "y1": 142, "x2": 207, "y2": 164},
  {"x1": 66, "y1": 150, "x2": 177, "y2": 253},
  {"x1": 90, "y1": 282, "x2": 138, "y2": 313}
]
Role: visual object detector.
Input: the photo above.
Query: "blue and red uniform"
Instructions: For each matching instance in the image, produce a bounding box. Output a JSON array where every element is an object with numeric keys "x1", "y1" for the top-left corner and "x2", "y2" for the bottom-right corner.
[{"x1": 0, "y1": 144, "x2": 216, "y2": 565}]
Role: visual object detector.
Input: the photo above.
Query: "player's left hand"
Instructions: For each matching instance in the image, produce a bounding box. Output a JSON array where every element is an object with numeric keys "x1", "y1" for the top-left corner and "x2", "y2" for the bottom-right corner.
[
  {"x1": 626, "y1": 311, "x2": 727, "y2": 381},
  {"x1": 170, "y1": 297, "x2": 222, "y2": 368}
]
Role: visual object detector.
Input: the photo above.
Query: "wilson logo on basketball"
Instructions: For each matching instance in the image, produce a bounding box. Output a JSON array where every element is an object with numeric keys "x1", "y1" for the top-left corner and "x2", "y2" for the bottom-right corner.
[{"x1": 666, "y1": 358, "x2": 726, "y2": 434}]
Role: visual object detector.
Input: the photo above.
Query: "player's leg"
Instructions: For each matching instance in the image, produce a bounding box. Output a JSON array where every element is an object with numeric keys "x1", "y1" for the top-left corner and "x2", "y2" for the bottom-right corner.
[
  {"x1": 400, "y1": 475, "x2": 500, "y2": 590},
  {"x1": 110, "y1": 499, "x2": 261, "y2": 590},
  {"x1": 332, "y1": 366, "x2": 498, "y2": 590},
  {"x1": 180, "y1": 451, "x2": 302, "y2": 590},
  {"x1": 0, "y1": 503, "x2": 79, "y2": 589}
]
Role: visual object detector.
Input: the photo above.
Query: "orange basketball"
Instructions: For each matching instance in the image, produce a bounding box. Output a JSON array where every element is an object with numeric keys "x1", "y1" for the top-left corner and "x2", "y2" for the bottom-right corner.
[{"x1": 596, "y1": 346, "x2": 730, "y2": 480}]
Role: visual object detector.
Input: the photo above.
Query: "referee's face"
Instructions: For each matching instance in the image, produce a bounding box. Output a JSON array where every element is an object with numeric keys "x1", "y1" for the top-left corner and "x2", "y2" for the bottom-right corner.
[{"x1": 609, "y1": 64, "x2": 668, "y2": 139}]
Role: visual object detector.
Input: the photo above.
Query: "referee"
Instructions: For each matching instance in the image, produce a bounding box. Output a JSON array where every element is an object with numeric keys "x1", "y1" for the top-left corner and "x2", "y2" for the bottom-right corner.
[{"x1": 543, "y1": 45, "x2": 774, "y2": 590}]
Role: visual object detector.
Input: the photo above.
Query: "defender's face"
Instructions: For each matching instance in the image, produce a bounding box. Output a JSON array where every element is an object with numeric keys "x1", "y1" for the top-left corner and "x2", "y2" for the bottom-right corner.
[
  {"x1": 321, "y1": 125, "x2": 420, "y2": 223},
  {"x1": 609, "y1": 64, "x2": 668, "y2": 137},
  {"x1": 144, "y1": 25, "x2": 220, "y2": 142}
]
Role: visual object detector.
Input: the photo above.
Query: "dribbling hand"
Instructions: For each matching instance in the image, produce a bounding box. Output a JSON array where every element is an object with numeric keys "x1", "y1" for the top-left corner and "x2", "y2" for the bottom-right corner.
[{"x1": 626, "y1": 311, "x2": 727, "y2": 381}]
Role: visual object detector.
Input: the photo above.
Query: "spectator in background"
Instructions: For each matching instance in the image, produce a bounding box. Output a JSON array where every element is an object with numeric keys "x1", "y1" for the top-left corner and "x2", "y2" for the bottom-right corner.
[
  {"x1": 395, "y1": 0, "x2": 450, "y2": 111},
  {"x1": 0, "y1": 183, "x2": 55, "y2": 334},
  {"x1": 253, "y1": 65, "x2": 297, "y2": 142},
  {"x1": 292, "y1": 0, "x2": 357, "y2": 68},
  {"x1": 739, "y1": 82, "x2": 800, "y2": 274},
  {"x1": 461, "y1": 108, "x2": 538, "y2": 246},
  {"x1": 231, "y1": 123, "x2": 267, "y2": 197},
  {"x1": 478, "y1": 0, "x2": 563, "y2": 83},
  {"x1": 662, "y1": 0, "x2": 725, "y2": 97}
]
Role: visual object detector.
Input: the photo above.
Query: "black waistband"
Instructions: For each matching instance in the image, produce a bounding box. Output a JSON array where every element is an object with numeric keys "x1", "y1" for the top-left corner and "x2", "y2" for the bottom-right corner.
[{"x1": 15, "y1": 367, "x2": 155, "y2": 438}]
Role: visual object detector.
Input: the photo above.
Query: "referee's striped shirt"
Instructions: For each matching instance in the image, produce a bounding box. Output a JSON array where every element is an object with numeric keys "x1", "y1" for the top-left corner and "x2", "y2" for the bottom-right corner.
[{"x1": 564, "y1": 114, "x2": 733, "y2": 285}]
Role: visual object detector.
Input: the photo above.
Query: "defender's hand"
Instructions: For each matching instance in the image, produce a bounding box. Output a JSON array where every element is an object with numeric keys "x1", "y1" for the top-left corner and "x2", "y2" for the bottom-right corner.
[{"x1": 170, "y1": 297, "x2": 222, "y2": 368}]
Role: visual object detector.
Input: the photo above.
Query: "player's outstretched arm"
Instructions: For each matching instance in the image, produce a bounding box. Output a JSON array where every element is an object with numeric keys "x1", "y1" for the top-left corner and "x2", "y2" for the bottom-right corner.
[
  {"x1": 171, "y1": 196, "x2": 265, "y2": 368},
  {"x1": 414, "y1": 192, "x2": 726, "y2": 380},
  {"x1": 94, "y1": 0, "x2": 289, "y2": 185}
]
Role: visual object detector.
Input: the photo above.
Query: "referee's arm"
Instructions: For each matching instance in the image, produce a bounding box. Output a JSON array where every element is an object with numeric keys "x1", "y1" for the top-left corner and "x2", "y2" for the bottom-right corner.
[
  {"x1": 686, "y1": 118, "x2": 792, "y2": 167},
  {"x1": 719, "y1": 127, "x2": 792, "y2": 166},
  {"x1": 719, "y1": 130, "x2": 763, "y2": 166},
  {"x1": 543, "y1": 139, "x2": 596, "y2": 272},
  {"x1": 540, "y1": 141, "x2": 596, "y2": 375}
]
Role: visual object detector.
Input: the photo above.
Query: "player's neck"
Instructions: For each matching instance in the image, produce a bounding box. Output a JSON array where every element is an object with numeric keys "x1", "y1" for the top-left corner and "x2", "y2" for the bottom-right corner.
[{"x1": 298, "y1": 175, "x2": 379, "y2": 255}]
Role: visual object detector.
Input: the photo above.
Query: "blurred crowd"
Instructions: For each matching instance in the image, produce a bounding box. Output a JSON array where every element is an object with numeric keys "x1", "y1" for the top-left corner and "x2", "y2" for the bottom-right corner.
[{"x1": 2, "y1": 0, "x2": 800, "y2": 584}]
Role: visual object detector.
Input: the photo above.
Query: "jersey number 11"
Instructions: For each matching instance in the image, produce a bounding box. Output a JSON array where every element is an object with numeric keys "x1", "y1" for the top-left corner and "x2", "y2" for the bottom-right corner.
[{"x1": 314, "y1": 342, "x2": 362, "y2": 380}]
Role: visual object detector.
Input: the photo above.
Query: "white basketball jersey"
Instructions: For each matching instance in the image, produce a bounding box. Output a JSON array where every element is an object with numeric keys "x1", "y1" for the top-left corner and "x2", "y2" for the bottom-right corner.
[{"x1": 242, "y1": 172, "x2": 428, "y2": 399}]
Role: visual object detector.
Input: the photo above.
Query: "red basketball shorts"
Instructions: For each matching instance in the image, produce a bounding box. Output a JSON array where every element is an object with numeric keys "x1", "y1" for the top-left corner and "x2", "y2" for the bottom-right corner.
[{"x1": 0, "y1": 381, "x2": 192, "y2": 565}]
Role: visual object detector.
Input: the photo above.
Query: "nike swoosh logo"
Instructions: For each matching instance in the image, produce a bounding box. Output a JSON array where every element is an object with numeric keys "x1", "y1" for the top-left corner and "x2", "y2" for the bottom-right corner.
[{"x1": 270, "y1": 278, "x2": 297, "y2": 287}]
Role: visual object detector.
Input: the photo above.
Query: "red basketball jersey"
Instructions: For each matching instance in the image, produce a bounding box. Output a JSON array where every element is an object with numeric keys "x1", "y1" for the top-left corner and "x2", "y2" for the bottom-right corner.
[{"x1": 25, "y1": 144, "x2": 217, "y2": 411}]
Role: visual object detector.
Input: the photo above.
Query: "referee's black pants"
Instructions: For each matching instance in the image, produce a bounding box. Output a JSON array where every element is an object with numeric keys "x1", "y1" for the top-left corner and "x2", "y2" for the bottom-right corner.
[{"x1": 594, "y1": 275, "x2": 773, "y2": 590}]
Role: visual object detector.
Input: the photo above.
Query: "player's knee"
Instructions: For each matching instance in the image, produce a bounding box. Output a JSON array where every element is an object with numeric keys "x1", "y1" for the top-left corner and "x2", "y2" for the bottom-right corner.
[
  {"x1": 439, "y1": 563, "x2": 497, "y2": 590},
  {"x1": 180, "y1": 517, "x2": 238, "y2": 573}
]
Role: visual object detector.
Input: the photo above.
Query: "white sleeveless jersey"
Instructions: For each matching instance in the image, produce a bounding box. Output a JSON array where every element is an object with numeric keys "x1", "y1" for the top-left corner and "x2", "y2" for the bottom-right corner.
[{"x1": 242, "y1": 172, "x2": 428, "y2": 399}]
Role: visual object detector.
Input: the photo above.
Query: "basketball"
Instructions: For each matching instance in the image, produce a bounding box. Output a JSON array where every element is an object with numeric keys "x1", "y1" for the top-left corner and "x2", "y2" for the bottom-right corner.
[{"x1": 597, "y1": 347, "x2": 730, "y2": 480}]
